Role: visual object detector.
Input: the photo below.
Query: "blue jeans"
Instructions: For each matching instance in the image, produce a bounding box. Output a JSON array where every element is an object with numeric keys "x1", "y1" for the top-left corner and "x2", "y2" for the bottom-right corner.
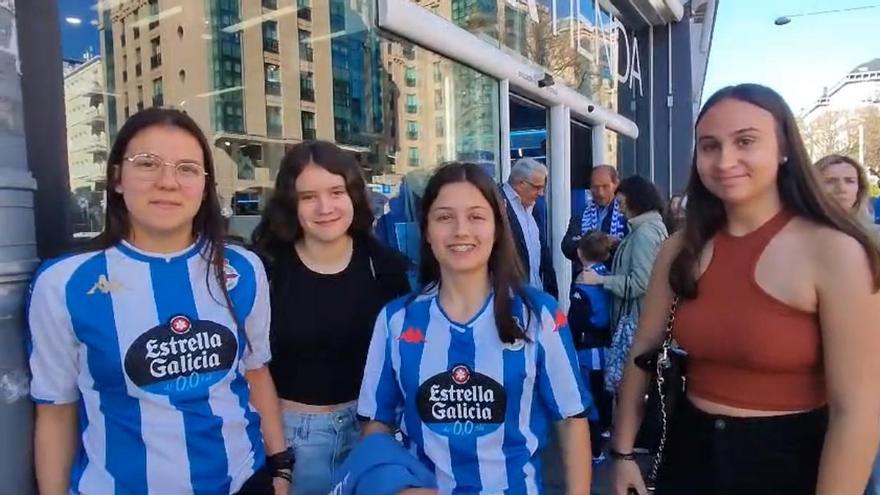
[{"x1": 283, "y1": 404, "x2": 360, "y2": 495}]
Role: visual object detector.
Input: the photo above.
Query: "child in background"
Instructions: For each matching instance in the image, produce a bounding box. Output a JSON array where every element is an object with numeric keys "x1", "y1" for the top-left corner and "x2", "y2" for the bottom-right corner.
[{"x1": 568, "y1": 231, "x2": 615, "y2": 464}]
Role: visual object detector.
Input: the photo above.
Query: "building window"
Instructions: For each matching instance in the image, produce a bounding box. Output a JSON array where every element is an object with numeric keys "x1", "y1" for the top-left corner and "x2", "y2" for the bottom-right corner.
[
  {"x1": 406, "y1": 94, "x2": 418, "y2": 114},
  {"x1": 262, "y1": 0, "x2": 278, "y2": 9},
  {"x1": 148, "y1": 0, "x2": 159, "y2": 29},
  {"x1": 433, "y1": 61, "x2": 442, "y2": 82},
  {"x1": 263, "y1": 21, "x2": 279, "y2": 53},
  {"x1": 300, "y1": 72, "x2": 315, "y2": 101},
  {"x1": 152, "y1": 77, "x2": 163, "y2": 106},
  {"x1": 266, "y1": 106, "x2": 283, "y2": 138},
  {"x1": 407, "y1": 121, "x2": 419, "y2": 140},
  {"x1": 297, "y1": 0, "x2": 312, "y2": 21},
  {"x1": 434, "y1": 89, "x2": 444, "y2": 110},
  {"x1": 405, "y1": 67, "x2": 417, "y2": 87},
  {"x1": 264, "y1": 63, "x2": 281, "y2": 96},
  {"x1": 137, "y1": 85, "x2": 144, "y2": 111},
  {"x1": 301, "y1": 111, "x2": 316, "y2": 140},
  {"x1": 150, "y1": 38, "x2": 162, "y2": 68},
  {"x1": 298, "y1": 30, "x2": 313, "y2": 62},
  {"x1": 435, "y1": 116, "x2": 444, "y2": 137},
  {"x1": 408, "y1": 147, "x2": 420, "y2": 167},
  {"x1": 135, "y1": 47, "x2": 142, "y2": 76},
  {"x1": 133, "y1": 26, "x2": 140, "y2": 39}
]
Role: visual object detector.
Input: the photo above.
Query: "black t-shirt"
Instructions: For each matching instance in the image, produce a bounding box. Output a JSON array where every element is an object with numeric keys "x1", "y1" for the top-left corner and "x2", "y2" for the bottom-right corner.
[{"x1": 268, "y1": 240, "x2": 409, "y2": 405}]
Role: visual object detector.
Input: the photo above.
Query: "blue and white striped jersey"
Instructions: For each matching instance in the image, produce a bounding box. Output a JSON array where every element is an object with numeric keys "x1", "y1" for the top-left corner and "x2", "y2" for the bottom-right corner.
[
  {"x1": 358, "y1": 285, "x2": 592, "y2": 494},
  {"x1": 27, "y1": 240, "x2": 271, "y2": 495}
]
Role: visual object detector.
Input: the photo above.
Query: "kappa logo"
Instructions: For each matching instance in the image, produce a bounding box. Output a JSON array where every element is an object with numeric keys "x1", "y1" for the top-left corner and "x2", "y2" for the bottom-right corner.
[
  {"x1": 87, "y1": 274, "x2": 125, "y2": 295},
  {"x1": 554, "y1": 309, "x2": 567, "y2": 332},
  {"x1": 223, "y1": 260, "x2": 239, "y2": 290},
  {"x1": 399, "y1": 327, "x2": 427, "y2": 344}
]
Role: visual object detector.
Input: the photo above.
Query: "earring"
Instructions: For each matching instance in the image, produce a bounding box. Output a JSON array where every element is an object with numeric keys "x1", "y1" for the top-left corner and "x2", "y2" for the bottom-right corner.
[{"x1": 781, "y1": 156, "x2": 789, "y2": 164}]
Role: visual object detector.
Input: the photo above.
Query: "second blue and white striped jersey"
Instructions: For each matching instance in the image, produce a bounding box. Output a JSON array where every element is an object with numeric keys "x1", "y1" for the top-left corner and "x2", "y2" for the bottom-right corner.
[
  {"x1": 358, "y1": 285, "x2": 592, "y2": 494},
  {"x1": 28, "y1": 240, "x2": 270, "y2": 495}
]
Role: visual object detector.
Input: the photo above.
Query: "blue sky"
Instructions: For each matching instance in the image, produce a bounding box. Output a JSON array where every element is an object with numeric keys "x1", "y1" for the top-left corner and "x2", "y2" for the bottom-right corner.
[
  {"x1": 703, "y1": 0, "x2": 880, "y2": 114},
  {"x1": 57, "y1": 0, "x2": 100, "y2": 61}
]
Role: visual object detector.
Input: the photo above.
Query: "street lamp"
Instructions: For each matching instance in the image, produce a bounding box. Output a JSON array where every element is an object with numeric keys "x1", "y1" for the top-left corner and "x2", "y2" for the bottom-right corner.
[{"x1": 775, "y1": 4, "x2": 880, "y2": 25}]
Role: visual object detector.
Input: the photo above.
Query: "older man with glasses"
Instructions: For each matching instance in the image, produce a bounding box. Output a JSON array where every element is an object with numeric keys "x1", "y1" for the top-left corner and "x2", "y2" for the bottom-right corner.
[{"x1": 500, "y1": 157, "x2": 558, "y2": 298}]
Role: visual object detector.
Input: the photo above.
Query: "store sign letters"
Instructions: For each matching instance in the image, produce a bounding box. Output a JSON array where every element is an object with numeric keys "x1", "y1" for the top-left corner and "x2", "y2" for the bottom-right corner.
[{"x1": 509, "y1": 0, "x2": 643, "y2": 96}]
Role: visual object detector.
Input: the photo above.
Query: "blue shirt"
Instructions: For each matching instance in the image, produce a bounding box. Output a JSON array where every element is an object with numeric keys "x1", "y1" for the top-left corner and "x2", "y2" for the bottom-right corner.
[
  {"x1": 358, "y1": 285, "x2": 592, "y2": 494},
  {"x1": 27, "y1": 240, "x2": 271, "y2": 495},
  {"x1": 503, "y1": 183, "x2": 542, "y2": 290},
  {"x1": 330, "y1": 433, "x2": 437, "y2": 495}
]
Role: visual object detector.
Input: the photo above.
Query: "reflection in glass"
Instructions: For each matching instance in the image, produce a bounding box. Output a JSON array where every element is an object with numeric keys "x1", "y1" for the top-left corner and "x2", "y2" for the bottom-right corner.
[{"x1": 59, "y1": 0, "x2": 501, "y2": 242}]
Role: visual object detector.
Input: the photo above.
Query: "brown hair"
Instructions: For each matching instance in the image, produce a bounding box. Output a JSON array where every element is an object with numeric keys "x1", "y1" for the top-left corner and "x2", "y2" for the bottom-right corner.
[
  {"x1": 577, "y1": 231, "x2": 614, "y2": 263},
  {"x1": 815, "y1": 154, "x2": 871, "y2": 212},
  {"x1": 418, "y1": 162, "x2": 532, "y2": 343},
  {"x1": 251, "y1": 140, "x2": 374, "y2": 261},
  {"x1": 670, "y1": 84, "x2": 880, "y2": 297}
]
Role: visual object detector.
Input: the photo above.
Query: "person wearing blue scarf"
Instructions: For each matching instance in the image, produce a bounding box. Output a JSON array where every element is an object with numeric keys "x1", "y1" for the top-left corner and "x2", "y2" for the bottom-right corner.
[{"x1": 562, "y1": 165, "x2": 629, "y2": 271}]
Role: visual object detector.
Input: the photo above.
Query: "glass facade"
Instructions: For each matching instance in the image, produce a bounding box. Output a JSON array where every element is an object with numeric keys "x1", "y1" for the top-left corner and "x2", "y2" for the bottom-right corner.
[{"x1": 58, "y1": 0, "x2": 501, "y2": 240}]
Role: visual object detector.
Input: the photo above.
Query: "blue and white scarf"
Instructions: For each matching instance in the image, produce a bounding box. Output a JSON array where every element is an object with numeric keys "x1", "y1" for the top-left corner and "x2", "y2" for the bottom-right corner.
[{"x1": 581, "y1": 198, "x2": 627, "y2": 239}]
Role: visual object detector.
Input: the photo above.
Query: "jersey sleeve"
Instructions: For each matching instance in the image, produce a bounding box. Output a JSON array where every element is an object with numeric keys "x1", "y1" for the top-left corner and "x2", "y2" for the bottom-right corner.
[
  {"x1": 357, "y1": 305, "x2": 403, "y2": 426},
  {"x1": 242, "y1": 255, "x2": 271, "y2": 370},
  {"x1": 535, "y1": 298, "x2": 593, "y2": 419},
  {"x1": 27, "y1": 265, "x2": 80, "y2": 404}
]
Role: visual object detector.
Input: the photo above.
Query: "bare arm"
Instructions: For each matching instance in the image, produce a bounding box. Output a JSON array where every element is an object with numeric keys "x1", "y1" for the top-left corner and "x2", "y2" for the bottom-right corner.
[
  {"x1": 246, "y1": 366, "x2": 286, "y2": 455},
  {"x1": 610, "y1": 234, "x2": 681, "y2": 455},
  {"x1": 558, "y1": 417, "x2": 591, "y2": 495},
  {"x1": 35, "y1": 403, "x2": 79, "y2": 495},
  {"x1": 815, "y1": 233, "x2": 880, "y2": 494}
]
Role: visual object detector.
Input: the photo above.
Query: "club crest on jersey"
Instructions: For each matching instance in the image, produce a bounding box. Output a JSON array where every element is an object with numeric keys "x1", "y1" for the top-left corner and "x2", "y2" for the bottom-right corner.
[
  {"x1": 223, "y1": 260, "x2": 240, "y2": 290},
  {"x1": 124, "y1": 318, "x2": 237, "y2": 398},
  {"x1": 417, "y1": 364, "x2": 506, "y2": 438}
]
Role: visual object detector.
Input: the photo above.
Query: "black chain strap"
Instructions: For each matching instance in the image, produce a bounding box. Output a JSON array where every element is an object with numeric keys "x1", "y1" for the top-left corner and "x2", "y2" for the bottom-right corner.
[{"x1": 648, "y1": 296, "x2": 679, "y2": 485}]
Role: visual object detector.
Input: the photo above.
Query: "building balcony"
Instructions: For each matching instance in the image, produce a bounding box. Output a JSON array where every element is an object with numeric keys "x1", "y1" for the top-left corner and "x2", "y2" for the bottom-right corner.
[
  {"x1": 263, "y1": 0, "x2": 277, "y2": 8},
  {"x1": 409, "y1": 157, "x2": 420, "y2": 167},
  {"x1": 150, "y1": 54, "x2": 162, "y2": 69},
  {"x1": 79, "y1": 133, "x2": 109, "y2": 153},
  {"x1": 135, "y1": 63, "x2": 142, "y2": 77},
  {"x1": 407, "y1": 131, "x2": 419, "y2": 140},
  {"x1": 405, "y1": 77, "x2": 417, "y2": 87},
  {"x1": 265, "y1": 80, "x2": 282, "y2": 96},
  {"x1": 301, "y1": 88, "x2": 315, "y2": 102},
  {"x1": 406, "y1": 104, "x2": 418, "y2": 114},
  {"x1": 303, "y1": 128, "x2": 316, "y2": 140},
  {"x1": 264, "y1": 38, "x2": 279, "y2": 53},
  {"x1": 298, "y1": 7, "x2": 312, "y2": 21}
]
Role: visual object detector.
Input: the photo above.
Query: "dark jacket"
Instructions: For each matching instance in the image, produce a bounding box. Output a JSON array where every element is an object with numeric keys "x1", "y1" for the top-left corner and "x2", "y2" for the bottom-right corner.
[
  {"x1": 561, "y1": 200, "x2": 630, "y2": 272},
  {"x1": 502, "y1": 192, "x2": 558, "y2": 299}
]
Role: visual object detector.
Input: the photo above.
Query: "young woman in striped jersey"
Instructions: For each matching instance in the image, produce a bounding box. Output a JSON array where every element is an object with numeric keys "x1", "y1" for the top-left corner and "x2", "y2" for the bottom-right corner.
[
  {"x1": 358, "y1": 162, "x2": 593, "y2": 494},
  {"x1": 28, "y1": 108, "x2": 289, "y2": 495}
]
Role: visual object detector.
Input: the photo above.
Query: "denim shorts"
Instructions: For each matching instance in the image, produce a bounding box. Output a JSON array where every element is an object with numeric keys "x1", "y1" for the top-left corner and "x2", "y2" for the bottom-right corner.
[
  {"x1": 283, "y1": 404, "x2": 360, "y2": 495},
  {"x1": 655, "y1": 398, "x2": 827, "y2": 495}
]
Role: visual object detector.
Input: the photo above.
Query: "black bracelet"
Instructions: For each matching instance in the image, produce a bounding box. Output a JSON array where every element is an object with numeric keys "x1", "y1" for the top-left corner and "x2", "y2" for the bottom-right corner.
[
  {"x1": 609, "y1": 449, "x2": 637, "y2": 461},
  {"x1": 267, "y1": 448, "x2": 295, "y2": 474}
]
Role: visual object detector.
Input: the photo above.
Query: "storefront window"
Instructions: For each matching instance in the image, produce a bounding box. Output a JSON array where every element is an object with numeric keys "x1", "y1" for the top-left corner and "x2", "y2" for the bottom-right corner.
[
  {"x1": 57, "y1": 0, "x2": 501, "y2": 241},
  {"x1": 408, "y1": 0, "x2": 621, "y2": 109}
]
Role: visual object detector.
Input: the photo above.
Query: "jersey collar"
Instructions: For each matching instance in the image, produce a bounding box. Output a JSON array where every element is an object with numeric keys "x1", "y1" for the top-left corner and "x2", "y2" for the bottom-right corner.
[{"x1": 116, "y1": 237, "x2": 206, "y2": 263}]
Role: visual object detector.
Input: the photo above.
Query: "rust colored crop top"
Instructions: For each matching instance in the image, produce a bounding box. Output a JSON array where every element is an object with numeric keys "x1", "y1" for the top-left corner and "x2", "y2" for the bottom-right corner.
[{"x1": 674, "y1": 211, "x2": 826, "y2": 411}]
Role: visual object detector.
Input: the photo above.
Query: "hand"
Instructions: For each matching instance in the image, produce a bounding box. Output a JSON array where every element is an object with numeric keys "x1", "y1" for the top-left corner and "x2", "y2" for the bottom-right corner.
[
  {"x1": 612, "y1": 458, "x2": 648, "y2": 495},
  {"x1": 273, "y1": 475, "x2": 290, "y2": 495},
  {"x1": 577, "y1": 269, "x2": 604, "y2": 285}
]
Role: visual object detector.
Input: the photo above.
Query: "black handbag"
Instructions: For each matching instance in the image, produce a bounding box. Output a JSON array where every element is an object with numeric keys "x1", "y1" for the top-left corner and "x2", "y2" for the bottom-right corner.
[{"x1": 633, "y1": 296, "x2": 687, "y2": 485}]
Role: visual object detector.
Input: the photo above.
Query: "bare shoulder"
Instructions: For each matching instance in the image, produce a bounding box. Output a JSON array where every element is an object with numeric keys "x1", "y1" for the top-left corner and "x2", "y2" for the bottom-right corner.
[{"x1": 788, "y1": 217, "x2": 872, "y2": 273}]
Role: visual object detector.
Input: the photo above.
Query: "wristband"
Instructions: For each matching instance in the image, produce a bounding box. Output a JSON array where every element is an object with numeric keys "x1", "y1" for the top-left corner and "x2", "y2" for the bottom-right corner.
[
  {"x1": 267, "y1": 447, "x2": 294, "y2": 477},
  {"x1": 609, "y1": 449, "x2": 637, "y2": 461}
]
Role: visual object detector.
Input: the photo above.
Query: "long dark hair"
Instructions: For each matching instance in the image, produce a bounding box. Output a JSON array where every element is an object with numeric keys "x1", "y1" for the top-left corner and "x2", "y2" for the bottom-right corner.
[
  {"x1": 418, "y1": 162, "x2": 532, "y2": 343},
  {"x1": 670, "y1": 84, "x2": 880, "y2": 297},
  {"x1": 251, "y1": 140, "x2": 374, "y2": 260}
]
